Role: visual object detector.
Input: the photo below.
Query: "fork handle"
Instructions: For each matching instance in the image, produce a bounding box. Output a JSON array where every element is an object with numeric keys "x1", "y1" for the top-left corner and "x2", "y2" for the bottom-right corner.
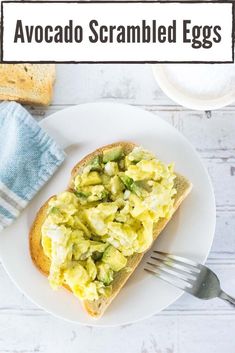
[{"x1": 219, "y1": 290, "x2": 235, "y2": 307}]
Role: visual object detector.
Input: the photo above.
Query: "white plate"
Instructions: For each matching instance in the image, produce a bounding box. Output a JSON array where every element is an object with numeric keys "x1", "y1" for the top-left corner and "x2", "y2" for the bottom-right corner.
[
  {"x1": 0, "y1": 103, "x2": 216, "y2": 326},
  {"x1": 152, "y1": 64, "x2": 235, "y2": 110}
]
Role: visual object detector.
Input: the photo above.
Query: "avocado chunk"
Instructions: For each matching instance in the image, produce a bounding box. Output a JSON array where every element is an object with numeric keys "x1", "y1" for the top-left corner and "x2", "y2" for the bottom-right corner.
[
  {"x1": 135, "y1": 180, "x2": 152, "y2": 193},
  {"x1": 119, "y1": 174, "x2": 133, "y2": 189},
  {"x1": 81, "y1": 171, "x2": 102, "y2": 186},
  {"x1": 74, "y1": 191, "x2": 91, "y2": 200},
  {"x1": 119, "y1": 174, "x2": 142, "y2": 197},
  {"x1": 110, "y1": 175, "x2": 124, "y2": 195},
  {"x1": 49, "y1": 206, "x2": 60, "y2": 215},
  {"x1": 103, "y1": 146, "x2": 124, "y2": 163},
  {"x1": 97, "y1": 263, "x2": 114, "y2": 285},
  {"x1": 102, "y1": 245, "x2": 127, "y2": 272},
  {"x1": 92, "y1": 251, "x2": 103, "y2": 261},
  {"x1": 89, "y1": 155, "x2": 102, "y2": 171}
]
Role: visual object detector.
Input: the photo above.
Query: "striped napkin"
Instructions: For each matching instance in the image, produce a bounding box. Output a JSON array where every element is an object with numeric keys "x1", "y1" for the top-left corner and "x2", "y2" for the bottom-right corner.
[{"x1": 0, "y1": 101, "x2": 66, "y2": 231}]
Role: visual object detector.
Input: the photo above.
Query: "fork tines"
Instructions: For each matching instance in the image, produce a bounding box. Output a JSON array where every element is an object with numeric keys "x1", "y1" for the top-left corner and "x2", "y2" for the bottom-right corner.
[{"x1": 144, "y1": 250, "x2": 201, "y2": 292}]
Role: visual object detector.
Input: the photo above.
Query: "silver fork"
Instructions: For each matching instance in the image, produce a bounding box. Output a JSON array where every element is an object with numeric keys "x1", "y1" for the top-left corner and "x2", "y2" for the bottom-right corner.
[{"x1": 145, "y1": 250, "x2": 235, "y2": 306}]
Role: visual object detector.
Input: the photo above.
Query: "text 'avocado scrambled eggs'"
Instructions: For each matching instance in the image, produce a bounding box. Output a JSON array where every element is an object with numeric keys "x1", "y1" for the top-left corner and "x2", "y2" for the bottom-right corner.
[{"x1": 41, "y1": 146, "x2": 176, "y2": 301}]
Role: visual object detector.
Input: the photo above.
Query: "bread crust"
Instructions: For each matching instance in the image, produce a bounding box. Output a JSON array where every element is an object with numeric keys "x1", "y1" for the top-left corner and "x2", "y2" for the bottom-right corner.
[
  {"x1": 0, "y1": 64, "x2": 55, "y2": 105},
  {"x1": 29, "y1": 142, "x2": 192, "y2": 318}
]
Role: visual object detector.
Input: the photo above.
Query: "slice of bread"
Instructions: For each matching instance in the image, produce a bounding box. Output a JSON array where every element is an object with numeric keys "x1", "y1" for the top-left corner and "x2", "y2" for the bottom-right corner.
[
  {"x1": 0, "y1": 64, "x2": 55, "y2": 105},
  {"x1": 29, "y1": 142, "x2": 192, "y2": 318}
]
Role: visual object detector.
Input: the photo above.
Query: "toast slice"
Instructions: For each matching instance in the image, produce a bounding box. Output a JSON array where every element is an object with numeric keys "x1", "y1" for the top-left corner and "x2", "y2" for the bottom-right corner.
[
  {"x1": 30, "y1": 142, "x2": 192, "y2": 318},
  {"x1": 0, "y1": 64, "x2": 55, "y2": 105}
]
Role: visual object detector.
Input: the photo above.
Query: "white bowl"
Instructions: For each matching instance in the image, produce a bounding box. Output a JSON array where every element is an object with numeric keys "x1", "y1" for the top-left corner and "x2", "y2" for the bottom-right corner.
[{"x1": 152, "y1": 64, "x2": 235, "y2": 110}]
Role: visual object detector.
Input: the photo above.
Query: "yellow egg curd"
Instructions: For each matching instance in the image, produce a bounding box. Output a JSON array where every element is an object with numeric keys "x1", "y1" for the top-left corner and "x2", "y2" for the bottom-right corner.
[{"x1": 41, "y1": 146, "x2": 176, "y2": 301}]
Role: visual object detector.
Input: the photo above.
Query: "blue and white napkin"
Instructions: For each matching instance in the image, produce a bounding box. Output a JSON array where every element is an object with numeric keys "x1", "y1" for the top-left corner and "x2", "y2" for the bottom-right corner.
[{"x1": 0, "y1": 101, "x2": 66, "y2": 231}]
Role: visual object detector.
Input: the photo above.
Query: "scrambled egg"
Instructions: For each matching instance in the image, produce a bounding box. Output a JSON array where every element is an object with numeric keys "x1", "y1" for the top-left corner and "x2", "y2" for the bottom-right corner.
[{"x1": 41, "y1": 146, "x2": 176, "y2": 301}]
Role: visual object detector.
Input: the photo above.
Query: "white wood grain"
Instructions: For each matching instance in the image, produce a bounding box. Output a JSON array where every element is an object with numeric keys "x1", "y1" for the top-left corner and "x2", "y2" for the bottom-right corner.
[
  {"x1": 0, "y1": 312, "x2": 234, "y2": 353},
  {"x1": 1, "y1": 63, "x2": 235, "y2": 352}
]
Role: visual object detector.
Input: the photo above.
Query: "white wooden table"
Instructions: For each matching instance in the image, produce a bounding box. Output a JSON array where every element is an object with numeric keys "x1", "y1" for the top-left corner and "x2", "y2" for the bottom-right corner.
[{"x1": 0, "y1": 64, "x2": 235, "y2": 353}]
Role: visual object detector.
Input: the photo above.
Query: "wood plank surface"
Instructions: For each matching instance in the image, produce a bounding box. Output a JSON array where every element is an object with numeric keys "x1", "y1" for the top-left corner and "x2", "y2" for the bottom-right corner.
[{"x1": 0, "y1": 63, "x2": 234, "y2": 353}]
